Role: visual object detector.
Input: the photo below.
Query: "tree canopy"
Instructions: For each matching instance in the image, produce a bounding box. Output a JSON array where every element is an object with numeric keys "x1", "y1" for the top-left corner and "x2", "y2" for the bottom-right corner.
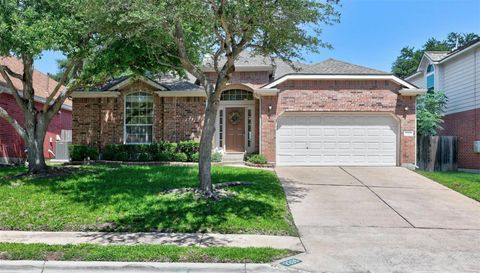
[
  {"x1": 391, "y1": 32, "x2": 479, "y2": 79},
  {"x1": 86, "y1": 0, "x2": 340, "y2": 196}
]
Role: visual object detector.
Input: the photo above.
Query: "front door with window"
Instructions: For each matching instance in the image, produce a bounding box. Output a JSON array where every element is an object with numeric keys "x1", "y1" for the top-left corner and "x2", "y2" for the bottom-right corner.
[{"x1": 225, "y1": 107, "x2": 245, "y2": 152}]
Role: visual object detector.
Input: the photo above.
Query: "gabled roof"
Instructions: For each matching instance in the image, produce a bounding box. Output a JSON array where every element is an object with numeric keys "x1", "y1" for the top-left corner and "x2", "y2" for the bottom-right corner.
[
  {"x1": 81, "y1": 74, "x2": 202, "y2": 92},
  {"x1": 302, "y1": 58, "x2": 388, "y2": 75},
  {"x1": 0, "y1": 56, "x2": 71, "y2": 107},
  {"x1": 406, "y1": 38, "x2": 480, "y2": 79},
  {"x1": 424, "y1": 51, "x2": 449, "y2": 62}
]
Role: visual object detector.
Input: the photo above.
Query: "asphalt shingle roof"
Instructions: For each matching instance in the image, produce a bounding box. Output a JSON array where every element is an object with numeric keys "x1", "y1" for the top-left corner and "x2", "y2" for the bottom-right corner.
[{"x1": 425, "y1": 51, "x2": 449, "y2": 62}]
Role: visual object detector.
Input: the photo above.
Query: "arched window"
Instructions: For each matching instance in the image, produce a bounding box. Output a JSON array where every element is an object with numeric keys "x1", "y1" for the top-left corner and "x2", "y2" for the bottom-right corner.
[
  {"x1": 221, "y1": 89, "x2": 253, "y2": 101},
  {"x1": 426, "y1": 64, "x2": 435, "y2": 92},
  {"x1": 125, "y1": 92, "x2": 153, "y2": 144}
]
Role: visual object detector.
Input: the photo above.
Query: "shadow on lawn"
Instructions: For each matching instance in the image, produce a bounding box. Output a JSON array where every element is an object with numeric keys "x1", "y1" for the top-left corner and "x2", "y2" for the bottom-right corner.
[{"x1": 24, "y1": 165, "x2": 288, "y2": 234}]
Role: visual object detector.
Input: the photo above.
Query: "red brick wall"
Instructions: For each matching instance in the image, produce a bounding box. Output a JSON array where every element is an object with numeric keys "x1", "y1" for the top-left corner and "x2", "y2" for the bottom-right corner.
[
  {"x1": 205, "y1": 71, "x2": 270, "y2": 89},
  {"x1": 0, "y1": 93, "x2": 72, "y2": 163},
  {"x1": 439, "y1": 108, "x2": 480, "y2": 170},
  {"x1": 260, "y1": 80, "x2": 417, "y2": 165},
  {"x1": 72, "y1": 81, "x2": 205, "y2": 150}
]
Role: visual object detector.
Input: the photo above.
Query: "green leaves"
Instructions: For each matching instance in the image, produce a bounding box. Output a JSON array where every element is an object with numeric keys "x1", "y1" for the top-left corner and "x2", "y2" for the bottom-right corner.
[
  {"x1": 417, "y1": 91, "x2": 448, "y2": 136},
  {"x1": 392, "y1": 32, "x2": 479, "y2": 78}
]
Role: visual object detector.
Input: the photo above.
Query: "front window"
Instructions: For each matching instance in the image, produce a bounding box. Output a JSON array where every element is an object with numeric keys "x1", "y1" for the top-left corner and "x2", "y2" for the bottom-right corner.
[
  {"x1": 221, "y1": 89, "x2": 253, "y2": 101},
  {"x1": 125, "y1": 92, "x2": 153, "y2": 144},
  {"x1": 426, "y1": 64, "x2": 435, "y2": 92}
]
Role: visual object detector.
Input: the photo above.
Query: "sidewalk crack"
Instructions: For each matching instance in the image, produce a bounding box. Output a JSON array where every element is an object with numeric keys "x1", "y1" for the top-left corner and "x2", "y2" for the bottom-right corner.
[{"x1": 339, "y1": 167, "x2": 416, "y2": 228}]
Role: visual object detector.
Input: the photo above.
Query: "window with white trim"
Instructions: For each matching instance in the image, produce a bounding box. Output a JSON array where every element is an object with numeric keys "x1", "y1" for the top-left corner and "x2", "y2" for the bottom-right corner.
[
  {"x1": 125, "y1": 92, "x2": 153, "y2": 144},
  {"x1": 221, "y1": 89, "x2": 253, "y2": 101},
  {"x1": 426, "y1": 64, "x2": 435, "y2": 92}
]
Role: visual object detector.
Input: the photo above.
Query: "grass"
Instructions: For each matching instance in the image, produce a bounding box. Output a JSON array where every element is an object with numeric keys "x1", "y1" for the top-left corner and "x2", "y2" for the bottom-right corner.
[
  {"x1": 417, "y1": 170, "x2": 480, "y2": 202},
  {"x1": 0, "y1": 243, "x2": 293, "y2": 263},
  {"x1": 0, "y1": 164, "x2": 296, "y2": 235}
]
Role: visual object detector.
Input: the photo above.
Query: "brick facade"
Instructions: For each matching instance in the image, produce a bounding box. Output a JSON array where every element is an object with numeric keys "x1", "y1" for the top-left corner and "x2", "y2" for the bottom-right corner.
[
  {"x1": 72, "y1": 81, "x2": 205, "y2": 151},
  {"x1": 439, "y1": 109, "x2": 480, "y2": 170},
  {"x1": 259, "y1": 80, "x2": 417, "y2": 166}
]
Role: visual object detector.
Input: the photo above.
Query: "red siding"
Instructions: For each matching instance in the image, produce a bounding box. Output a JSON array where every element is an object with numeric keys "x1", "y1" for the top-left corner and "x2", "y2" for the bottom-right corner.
[{"x1": 0, "y1": 93, "x2": 72, "y2": 162}]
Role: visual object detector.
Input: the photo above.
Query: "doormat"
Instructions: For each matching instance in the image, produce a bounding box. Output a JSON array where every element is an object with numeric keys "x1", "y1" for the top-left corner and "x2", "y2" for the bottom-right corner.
[{"x1": 280, "y1": 258, "x2": 302, "y2": 267}]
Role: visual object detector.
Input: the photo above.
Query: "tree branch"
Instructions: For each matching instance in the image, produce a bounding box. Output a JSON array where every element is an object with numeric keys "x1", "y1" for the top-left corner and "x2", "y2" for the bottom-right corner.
[
  {"x1": 1, "y1": 65, "x2": 23, "y2": 80},
  {"x1": 172, "y1": 21, "x2": 206, "y2": 84},
  {"x1": 45, "y1": 63, "x2": 82, "y2": 121},
  {"x1": 43, "y1": 57, "x2": 80, "y2": 112},
  {"x1": 0, "y1": 106, "x2": 26, "y2": 139},
  {"x1": 0, "y1": 62, "x2": 27, "y2": 111}
]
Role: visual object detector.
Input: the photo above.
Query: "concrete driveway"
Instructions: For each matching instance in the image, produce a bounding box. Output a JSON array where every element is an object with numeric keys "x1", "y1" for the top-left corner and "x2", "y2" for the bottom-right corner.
[{"x1": 275, "y1": 167, "x2": 480, "y2": 273}]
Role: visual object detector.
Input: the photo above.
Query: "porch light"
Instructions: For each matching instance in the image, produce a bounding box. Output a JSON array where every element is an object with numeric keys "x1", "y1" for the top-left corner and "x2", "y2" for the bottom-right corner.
[
  {"x1": 404, "y1": 106, "x2": 409, "y2": 111},
  {"x1": 268, "y1": 104, "x2": 273, "y2": 114}
]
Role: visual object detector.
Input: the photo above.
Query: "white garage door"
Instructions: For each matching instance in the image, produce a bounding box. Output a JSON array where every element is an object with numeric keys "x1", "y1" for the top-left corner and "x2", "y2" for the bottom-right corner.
[{"x1": 276, "y1": 114, "x2": 398, "y2": 166}]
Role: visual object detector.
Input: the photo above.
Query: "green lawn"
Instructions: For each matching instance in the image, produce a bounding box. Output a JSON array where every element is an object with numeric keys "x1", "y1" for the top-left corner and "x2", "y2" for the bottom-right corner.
[
  {"x1": 0, "y1": 165, "x2": 296, "y2": 235},
  {"x1": 417, "y1": 170, "x2": 480, "y2": 202},
  {"x1": 0, "y1": 243, "x2": 292, "y2": 263}
]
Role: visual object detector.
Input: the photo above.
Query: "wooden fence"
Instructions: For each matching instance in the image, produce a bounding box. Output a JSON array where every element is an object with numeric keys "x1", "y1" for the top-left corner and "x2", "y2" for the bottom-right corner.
[{"x1": 417, "y1": 135, "x2": 458, "y2": 171}]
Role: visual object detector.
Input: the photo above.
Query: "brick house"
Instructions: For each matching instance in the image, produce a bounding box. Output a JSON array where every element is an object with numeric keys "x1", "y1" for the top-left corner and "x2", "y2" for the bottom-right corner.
[
  {"x1": 0, "y1": 57, "x2": 72, "y2": 164},
  {"x1": 71, "y1": 54, "x2": 425, "y2": 167},
  {"x1": 406, "y1": 38, "x2": 480, "y2": 171}
]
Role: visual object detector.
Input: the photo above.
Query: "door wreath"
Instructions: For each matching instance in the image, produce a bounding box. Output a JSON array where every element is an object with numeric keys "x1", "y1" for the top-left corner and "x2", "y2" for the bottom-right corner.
[{"x1": 228, "y1": 111, "x2": 241, "y2": 125}]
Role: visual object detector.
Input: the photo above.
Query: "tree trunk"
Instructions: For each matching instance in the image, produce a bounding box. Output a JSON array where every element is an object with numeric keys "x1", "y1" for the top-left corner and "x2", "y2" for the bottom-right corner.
[
  {"x1": 198, "y1": 87, "x2": 221, "y2": 197},
  {"x1": 25, "y1": 116, "x2": 48, "y2": 174}
]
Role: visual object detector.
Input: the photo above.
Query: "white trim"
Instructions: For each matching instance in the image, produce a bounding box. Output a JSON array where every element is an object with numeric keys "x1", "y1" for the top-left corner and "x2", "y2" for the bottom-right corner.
[
  {"x1": 438, "y1": 41, "x2": 480, "y2": 64},
  {"x1": 215, "y1": 100, "x2": 256, "y2": 154},
  {"x1": 123, "y1": 92, "x2": 155, "y2": 144},
  {"x1": 155, "y1": 90, "x2": 206, "y2": 97},
  {"x1": 398, "y1": 88, "x2": 427, "y2": 96},
  {"x1": 404, "y1": 71, "x2": 423, "y2": 81},
  {"x1": 262, "y1": 74, "x2": 417, "y2": 89},
  {"x1": 254, "y1": 88, "x2": 279, "y2": 96},
  {"x1": 0, "y1": 86, "x2": 72, "y2": 111},
  {"x1": 71, "y1": 91, "x2": 120, "y2": 98},
  {"x1": 108, "y1": 76, "x2": 167, "y2": 91}
]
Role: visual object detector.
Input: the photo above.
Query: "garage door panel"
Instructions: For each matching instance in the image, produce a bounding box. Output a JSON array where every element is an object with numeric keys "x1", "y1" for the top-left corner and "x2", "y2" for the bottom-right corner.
[{"x1": 276, "y1": 114, "x2": 398, "y2": 166}]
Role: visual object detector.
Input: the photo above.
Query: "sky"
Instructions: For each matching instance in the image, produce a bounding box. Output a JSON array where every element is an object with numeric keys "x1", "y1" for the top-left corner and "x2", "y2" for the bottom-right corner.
[{"x1": 34, "y1": 0, "x2": 480, "y2": 75}]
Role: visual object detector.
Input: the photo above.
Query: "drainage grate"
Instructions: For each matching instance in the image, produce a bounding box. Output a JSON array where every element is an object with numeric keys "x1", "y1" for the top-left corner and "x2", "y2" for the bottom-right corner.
[{"x1": 280, "y1": 258, "x2": 302, "y2": 267}]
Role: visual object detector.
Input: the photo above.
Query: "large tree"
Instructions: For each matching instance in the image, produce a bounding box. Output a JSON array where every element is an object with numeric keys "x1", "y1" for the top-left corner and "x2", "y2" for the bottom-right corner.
[
  {"x1": 0, "y1": 0, "x2": 93, "y2": 173},
  {"x1": 0, "y1": 0, "x2": 178, "y2": 173},
  {"x1": 392, "y1": 32, "x2": 479, "y2": 78},
  {"x1": 93, "y1": 0, "x2": 340, "y2": 197}
]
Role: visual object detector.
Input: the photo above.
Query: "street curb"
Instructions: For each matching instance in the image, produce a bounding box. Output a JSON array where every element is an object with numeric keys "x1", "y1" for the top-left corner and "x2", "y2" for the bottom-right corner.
[{"x1": 0, "y1": 260, "x2": 302, "y2": 273}]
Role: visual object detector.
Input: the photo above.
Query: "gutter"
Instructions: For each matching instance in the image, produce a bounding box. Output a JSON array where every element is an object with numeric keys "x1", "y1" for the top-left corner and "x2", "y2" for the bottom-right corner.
[{"x1": 398, "y1": 88, "x2": 427, "y2": 96}]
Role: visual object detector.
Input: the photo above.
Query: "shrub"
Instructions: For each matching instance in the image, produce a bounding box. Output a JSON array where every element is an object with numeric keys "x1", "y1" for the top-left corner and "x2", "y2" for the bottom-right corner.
[
  {"x1": 211, "y1": 151, "x2": 222, "y2": 163},
  {"x1": 69, "y1": 145, "x2": 99, "y2": 161},
  {"x1": 191, "y1": 152, "x2": 200, "y2": 162},
  {"x1": 137, "y1": 152, "x2": 150, "y2": 161},
  {"x1": 154, "y1": 152, "x2": 174, "y2": 162},
  {"x1": 117, "y1": 151, "x2": 129, "y2": 161},
  {"x1": 103, "y1": 144, "x2": 120, "y2": 160},
  {"x1": 178, "y1": 140, "x2": 200, "y2": 161},
  {"x1": 174, "y1": 152, "x2": 188, "y2": 162},
  {"x1": 247, "y1": 154, "x2": 268, "y2": 164}
]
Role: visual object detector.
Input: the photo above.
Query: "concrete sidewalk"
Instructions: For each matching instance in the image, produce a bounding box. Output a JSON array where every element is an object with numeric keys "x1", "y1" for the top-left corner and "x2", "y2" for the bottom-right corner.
[
  {"x1": 0, "y1": 260, "x2": 299, "y2": 273},
  {"x1": 0, "y1": 231, "x2": 304, "y2": 251}
]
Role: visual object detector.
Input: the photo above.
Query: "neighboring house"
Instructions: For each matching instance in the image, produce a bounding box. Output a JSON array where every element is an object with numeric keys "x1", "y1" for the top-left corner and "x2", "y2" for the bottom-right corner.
[
  {"x1": 0, "y1": 57, "x2": 72, "y2": 164},
  {"x1": 406, "y1": 38, "x2": 480, "y2": 171},
  {"x1": 71, "y1": 53, "x2": 425, "y2": 167}
]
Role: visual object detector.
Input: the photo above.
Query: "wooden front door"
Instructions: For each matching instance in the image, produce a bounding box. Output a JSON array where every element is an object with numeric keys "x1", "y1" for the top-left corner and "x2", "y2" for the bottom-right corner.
[{"x1": 225, "y1": 107, "x2": 245, "y2": 152}]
